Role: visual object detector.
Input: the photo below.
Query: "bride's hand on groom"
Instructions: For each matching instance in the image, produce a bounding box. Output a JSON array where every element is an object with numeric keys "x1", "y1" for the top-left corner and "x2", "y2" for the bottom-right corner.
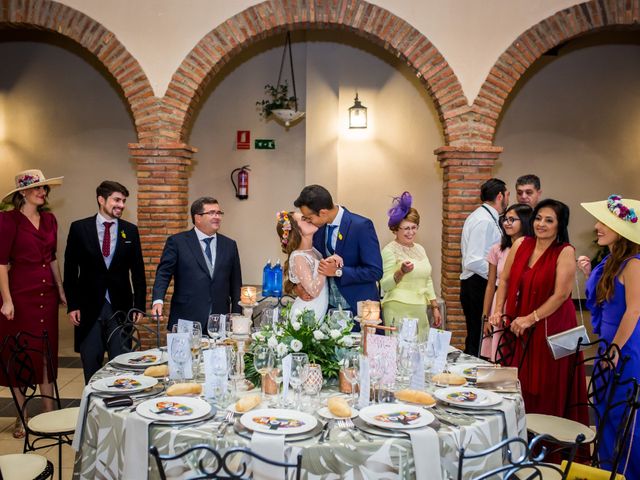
[{"x1": 293, "y1": 283, "x2": 314, "y2": 301}]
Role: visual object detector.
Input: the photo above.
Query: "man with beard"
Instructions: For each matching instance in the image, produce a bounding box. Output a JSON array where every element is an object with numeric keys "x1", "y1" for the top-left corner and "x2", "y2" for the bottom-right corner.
[{"x1": 64, "y1": 181, "x2": 146, "y2": 382}]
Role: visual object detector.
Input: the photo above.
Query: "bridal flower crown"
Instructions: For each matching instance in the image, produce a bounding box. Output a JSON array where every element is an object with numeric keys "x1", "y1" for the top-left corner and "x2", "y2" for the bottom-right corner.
[{"x1": 276, "y1": 210, "x2": 292, "y2": 246}]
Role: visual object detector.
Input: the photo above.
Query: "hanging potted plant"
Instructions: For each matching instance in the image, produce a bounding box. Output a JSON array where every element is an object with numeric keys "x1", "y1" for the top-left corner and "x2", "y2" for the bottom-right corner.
[{"x1": 255, "y1": 32, "x2": 305, "y2": 127}]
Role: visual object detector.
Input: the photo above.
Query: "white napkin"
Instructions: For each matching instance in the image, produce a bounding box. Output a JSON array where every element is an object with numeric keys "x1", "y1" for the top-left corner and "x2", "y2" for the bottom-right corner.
[
  {"x1": 71, "y1": 385, "x2": 94, "y2": 451},
  {"x1": 409, "y1": 348, "x2": 425, "y2": 390},
  {"x1": 250, "y1": 432, "x2": 285, "y2": 480},
  {"x1": 203, "y1": 348, "x2": 228, "y2": 399},
  {"x1": 408, "y1": 427, "x2": 441, "y2": 480},
  {"x1": 427, "y1": 328, "x2": 452, "y2": 374},
  {"x1": 122, "y1": 411, "x2": 154, "y2": 480},
  {"x1": 177, "y1": 318, "x2": 194, "y2": 333},
  {"x1": 358, "y1": 355, "x2": 370, "y2": 409},
  {"x1": 281, "y1": 354, "x2": 292, "y2": 402}
]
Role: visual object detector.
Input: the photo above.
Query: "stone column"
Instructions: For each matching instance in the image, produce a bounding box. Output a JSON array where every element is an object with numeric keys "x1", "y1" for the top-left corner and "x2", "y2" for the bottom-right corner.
[
  {"x1": 435, "y1": 145, "x2": 503, "y2": 348},
  {"x1": 129, "y1": 142, "x2": 197, "y2": 347}
]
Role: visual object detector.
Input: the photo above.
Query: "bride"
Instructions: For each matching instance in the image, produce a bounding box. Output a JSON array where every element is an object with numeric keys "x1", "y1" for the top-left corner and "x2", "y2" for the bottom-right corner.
[{"x1": 276, "y1": 211, "x2": 340, "y2": 320}]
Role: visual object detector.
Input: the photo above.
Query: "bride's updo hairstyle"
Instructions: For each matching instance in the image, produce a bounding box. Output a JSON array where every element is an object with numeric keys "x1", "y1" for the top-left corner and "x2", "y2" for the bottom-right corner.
[{"x1": 276, "y1": 210, "x2": 302, "y2": 294}]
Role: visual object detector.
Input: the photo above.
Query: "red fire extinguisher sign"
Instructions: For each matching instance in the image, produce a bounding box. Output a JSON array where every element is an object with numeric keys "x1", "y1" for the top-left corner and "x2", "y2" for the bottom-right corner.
[{"x1": 237, "y1": 131, "x2": 251, "y2": 150}]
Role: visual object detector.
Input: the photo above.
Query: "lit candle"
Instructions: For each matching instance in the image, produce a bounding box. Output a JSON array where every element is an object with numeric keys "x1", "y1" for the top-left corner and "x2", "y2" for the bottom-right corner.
[
  {"x1": 232, "y1": 315, "x2": 251, "y2": 335},
  {"x1": 361, "y1": 300, "x2": 380, "y2": 321},
  {"x1": 240, "y1": 286, "x2": 257, "y2": 305}
]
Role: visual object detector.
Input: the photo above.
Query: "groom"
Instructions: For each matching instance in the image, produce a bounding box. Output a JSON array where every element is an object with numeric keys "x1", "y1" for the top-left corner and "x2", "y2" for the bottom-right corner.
[{"x1": 294, "y1": 185, "x2": 382, "y2": 328}]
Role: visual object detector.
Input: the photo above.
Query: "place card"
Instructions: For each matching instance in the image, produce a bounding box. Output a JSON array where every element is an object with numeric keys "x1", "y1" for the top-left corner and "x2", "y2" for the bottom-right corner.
[
  {"x1": 167, "y1": 333, "x2": 193, "y2": 380},
  {"x1": 177, "y1": 318, "x2": 194, "y2": 334},
  {"x1": 281, "y1": 354, "x2": 292, "y2": 402},
  {"x1": 367, "y1": 334, "x2": 397, "y2": 385},
  {"x1": 426, "y1": 328, "x2": 452, "y2": 375},
  {"x1": 399, "y1": 318, "x2": 418, "y2": 342},
  {"x1": 203, "y1": 347, "x2": 228, "y2": 399}
]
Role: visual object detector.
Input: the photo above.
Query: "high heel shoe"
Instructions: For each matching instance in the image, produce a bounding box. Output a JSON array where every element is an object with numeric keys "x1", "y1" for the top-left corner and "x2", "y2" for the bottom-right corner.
[{"x1": 12, "y1": 416, "x2": 25, "y2": 439}]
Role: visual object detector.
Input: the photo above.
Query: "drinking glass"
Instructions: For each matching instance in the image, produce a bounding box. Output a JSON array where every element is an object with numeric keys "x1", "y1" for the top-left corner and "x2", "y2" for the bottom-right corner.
[
  {"x1": 170, "y1": 336, "x2": 190, "y2": 382},
  {"x1": 191, "y1": 323, "x2": 203, "y2": 378},
  {"x1": 289, "y1": 353, "x2": 309, "y2": 409},
  {"x1": 341, "y1": 350, "x2": 360, "y2": 406},
  {"x1": 302, "y1": 364, "x2": 323, "y2": 410},
  {"x1": 369, "y1": 356, "x2": 384, "y2": 403},
  {"x1": 210, "y1": 345, "x2": 230, "y2": 403},
  {"x1": 207, "y1": 314, "x2": 222, "y2": 342},
  {"x1": 268, "y1": 356, "x2": 284, "y2": 407},
  {"x1": 253, "y1": 345, "x2": 275, "y2": 398}
]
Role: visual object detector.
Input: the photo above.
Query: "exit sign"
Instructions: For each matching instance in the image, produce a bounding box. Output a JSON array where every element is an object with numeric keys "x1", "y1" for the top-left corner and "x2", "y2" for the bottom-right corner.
[{"x1": 255, "y1": 139, "x2": 275, "y2": 150}]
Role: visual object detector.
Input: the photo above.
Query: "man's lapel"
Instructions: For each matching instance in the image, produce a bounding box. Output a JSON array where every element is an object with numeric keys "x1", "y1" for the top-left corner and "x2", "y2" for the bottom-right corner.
[
  {"x1": 110, "y1": 223, "x2": 124, "y2": 268},
  {"x1": 186, "y1": 229, "x2": 211, "y2": 276},
  {"x1": 335, "y1": 209, "x2": 352, "y2": 256},
  {"x1": 211, "y1": 235, "x2": 224, "y2": 281},
  {"x1": 85, "y1": 215, "x2": 106, "y2": 269}
]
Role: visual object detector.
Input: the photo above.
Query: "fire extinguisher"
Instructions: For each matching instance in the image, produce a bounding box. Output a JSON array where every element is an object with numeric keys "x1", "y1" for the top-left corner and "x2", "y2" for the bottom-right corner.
[{"x1": 231, "y1": 165, "x2": 250, "y2": 200}]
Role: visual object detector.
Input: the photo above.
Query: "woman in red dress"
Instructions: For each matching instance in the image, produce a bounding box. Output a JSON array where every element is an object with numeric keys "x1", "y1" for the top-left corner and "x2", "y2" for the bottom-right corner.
[
  {"x1": 489, "y1": 199, "x2": 588, "y2": 424},
  {"x1": 0, "y1": 169, "x2": 65, "y2": 438}
]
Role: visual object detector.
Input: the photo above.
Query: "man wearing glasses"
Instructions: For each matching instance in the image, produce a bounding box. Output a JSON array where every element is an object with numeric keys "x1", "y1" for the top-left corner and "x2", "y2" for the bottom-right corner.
[{"x1": 152, "y1": 197, "x2": 242, "y2": 332}]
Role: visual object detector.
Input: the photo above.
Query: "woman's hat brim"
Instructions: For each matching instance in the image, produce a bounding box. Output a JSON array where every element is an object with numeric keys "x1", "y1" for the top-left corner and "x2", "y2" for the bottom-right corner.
[
  {"x1": 581, "y1": 198, "x2": 640, "y2": 245},
  {"x1": 2, "y1": 177, "x2": 64, "y2": 203}
]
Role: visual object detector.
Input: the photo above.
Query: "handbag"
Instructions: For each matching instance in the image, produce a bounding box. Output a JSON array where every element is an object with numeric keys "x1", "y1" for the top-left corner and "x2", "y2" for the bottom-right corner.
[{"x1": 544, "y1": 275, "x2": 590, "y2": 360}]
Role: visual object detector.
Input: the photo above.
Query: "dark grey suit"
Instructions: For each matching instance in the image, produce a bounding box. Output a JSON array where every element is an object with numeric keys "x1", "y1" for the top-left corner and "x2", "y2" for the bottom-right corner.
[{"x1": 152, "y1": 229, "x2": 242, "y2": 331}]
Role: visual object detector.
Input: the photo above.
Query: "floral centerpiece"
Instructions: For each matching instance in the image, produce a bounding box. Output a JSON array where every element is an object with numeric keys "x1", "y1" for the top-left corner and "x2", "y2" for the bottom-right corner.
[{"x1": 245, "y1": 306, "x2": 354, "y2": 385}]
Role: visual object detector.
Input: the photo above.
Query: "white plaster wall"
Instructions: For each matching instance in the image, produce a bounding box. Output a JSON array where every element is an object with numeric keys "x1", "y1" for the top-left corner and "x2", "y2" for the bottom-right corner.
[{"x1": 59, "y1": 0, "x2": 580, "y2": 102}]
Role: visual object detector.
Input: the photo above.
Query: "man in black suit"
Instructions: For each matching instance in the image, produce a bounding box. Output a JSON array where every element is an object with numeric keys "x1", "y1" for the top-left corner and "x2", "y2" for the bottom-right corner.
[
  {"x1": 64, "y1": 181, "x2": 146, "y2": 382},
  {"x1": 151, "y1": 197, "x2": 242, "y2": 332}
]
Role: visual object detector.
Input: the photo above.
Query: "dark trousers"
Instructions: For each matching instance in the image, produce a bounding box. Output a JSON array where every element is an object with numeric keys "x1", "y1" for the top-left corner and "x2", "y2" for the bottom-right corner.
[
  {"x1": 460, "y1": 274, "x2": 488, "y2": 357},
  {"x1": 79, "y1": 301, "x2": 128, "y2": 383}
]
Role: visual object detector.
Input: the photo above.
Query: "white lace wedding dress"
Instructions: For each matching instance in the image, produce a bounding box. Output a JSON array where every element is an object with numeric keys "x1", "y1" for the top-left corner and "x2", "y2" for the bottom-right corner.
[{"x1": 288, "y1": 248, "x2": 328, "y2": 321}]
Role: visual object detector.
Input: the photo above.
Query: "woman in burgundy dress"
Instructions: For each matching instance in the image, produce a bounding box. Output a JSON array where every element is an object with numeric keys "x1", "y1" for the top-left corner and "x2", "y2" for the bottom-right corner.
[
  {"x1": 489, "y1": 199, "x2": 588, "y2": 424},
  {"x1": 0, "y1": 169, "x2": 65, "y2": 438}
]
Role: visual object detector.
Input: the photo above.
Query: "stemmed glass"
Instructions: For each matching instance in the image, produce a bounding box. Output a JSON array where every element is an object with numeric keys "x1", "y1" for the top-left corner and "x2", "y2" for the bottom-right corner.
[
  {"x1": 342, "y1": 350, "x2": 360, "y2": 406},
  {"x1": 289, "y1": 353, "x2": 309, "y2": 409},
  {"x1": 268, "y1": 356, "x2": 284, "y2": 407},
  {"x1": 190, "y1": 323, "x2": 203, "y2": 378},
  {"x1": 170, "y1": 336, "x2": 190, "y2": 382},
  {"x1": 207, "y1": 314, "x2": 223, "y2": 343},
  {"x1": 369, "y1": 356, "x2": 384, "y2": 403},
  {"x1": 210, "y1": 345, "x2": 230, "y2": 403},
  {"x1": 253, "y1": 345, "x2": 275, "y2": 398}
]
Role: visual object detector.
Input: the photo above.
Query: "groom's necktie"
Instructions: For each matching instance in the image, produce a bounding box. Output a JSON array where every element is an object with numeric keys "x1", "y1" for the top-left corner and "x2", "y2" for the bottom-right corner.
[
  {"x1": 203, "y1": 237, "x2": 214, "y2": 265},
  {"x1": 326, "y1": 225, "x2": 337, "y2": 255},
  {"x1": 102, "y1": 222, "x2": 114, "y2": 257}
]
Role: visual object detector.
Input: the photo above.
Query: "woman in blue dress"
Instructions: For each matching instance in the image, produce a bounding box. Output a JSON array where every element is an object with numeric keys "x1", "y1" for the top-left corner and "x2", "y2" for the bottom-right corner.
[{"x1": 578, "y1": 194, "x2": 640, "y2": 478}]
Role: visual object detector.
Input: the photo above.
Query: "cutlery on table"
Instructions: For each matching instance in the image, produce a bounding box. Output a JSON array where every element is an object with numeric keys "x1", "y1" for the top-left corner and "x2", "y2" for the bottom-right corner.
[
  {"x1": 337, "y1": 419, "x2": 359, "y2": 443},
  {"x1": 344, "y1": 417, "x2": 373, "y2": 442},
  {"x1": 318, "y1": 421, "x2": 331, "y2": 444},
  {"x1": 216, "y1": 411, "x2": 234, "y2": 439}
]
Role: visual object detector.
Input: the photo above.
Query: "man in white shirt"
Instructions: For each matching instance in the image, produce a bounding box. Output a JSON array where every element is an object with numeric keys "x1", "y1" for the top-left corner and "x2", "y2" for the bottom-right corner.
[
  {"x1": 152, "y1": 197, "x2": 242, "y2": 332},
  {"x1": 460, "y1": 178, "x2": 509, "y2": 356}
]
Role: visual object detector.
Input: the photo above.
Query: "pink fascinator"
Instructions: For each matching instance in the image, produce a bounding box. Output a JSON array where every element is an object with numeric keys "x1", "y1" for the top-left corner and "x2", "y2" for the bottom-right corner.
[{"x1": 387, "y1": 191, "x2": 412, "y2": 228}]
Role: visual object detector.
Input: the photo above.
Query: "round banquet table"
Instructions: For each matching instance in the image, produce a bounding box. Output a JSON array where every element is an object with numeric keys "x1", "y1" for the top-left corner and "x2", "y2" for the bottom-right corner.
[{"x1": 72, "y1": 350, "x2": 526, "y2": 480}]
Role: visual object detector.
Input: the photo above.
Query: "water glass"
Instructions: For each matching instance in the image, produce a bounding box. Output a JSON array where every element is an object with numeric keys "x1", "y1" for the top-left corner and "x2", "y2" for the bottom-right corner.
[
  {"x1": 289, "y1": 353, "x2": 309, "y2": 409},
  {"x1": 170, "y1": 336, "x2": 190, "y2": 382},
  {"x1": 341, "y1": 350, "x2": 360, "y2": 406},
  {"x1": 302, "y1": 364, "x2": 323, "y2": 410},
  {"x1": 207, "y1": 314, "x2": 223, "y2": 342},
  {"x1": 268, "y1": 356, "x2": 285, "y2": 407},
  {"x1": 369, "y1": 356, "x2": 384, "y2": 403},
  {"x1": 253, "y1": 345, "x2": 275, "y2": 398}
]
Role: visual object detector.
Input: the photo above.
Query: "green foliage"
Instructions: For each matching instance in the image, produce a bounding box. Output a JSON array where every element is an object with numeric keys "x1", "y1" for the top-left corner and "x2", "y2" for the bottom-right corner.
[{"x1": 256, "y1": 82, "x2": 297, "y2": 118}]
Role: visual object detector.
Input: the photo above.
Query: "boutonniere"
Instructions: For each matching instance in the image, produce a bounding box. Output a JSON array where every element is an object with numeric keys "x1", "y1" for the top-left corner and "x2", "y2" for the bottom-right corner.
[
  {"x1": 120, "y1": 230, "x2": 126, "y2": 239},
  {"x1": 337, "y1": 232, "x2": 343, "y2": 241}
]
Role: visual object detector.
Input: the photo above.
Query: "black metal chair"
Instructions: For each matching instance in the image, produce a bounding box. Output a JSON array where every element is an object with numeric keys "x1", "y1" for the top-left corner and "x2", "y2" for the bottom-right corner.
[
  {"x1": 493, "y1": 315, "x2": 532, "y2": 369},
  {"x1": 0, "y1": 453, "x2": 54, "y2": 480},
  {"x1": 457, "y1": 432, "x2": 586, "y2": 480},
  {"x1": 0, "y1": 331, "x2": 79, "y2": 480},
  {"x1": 149, "y1": 444, "x2": 303, "y2": 480},
  {"x1": 105, "y1": 308, "x2": 162, "y2": 353}
]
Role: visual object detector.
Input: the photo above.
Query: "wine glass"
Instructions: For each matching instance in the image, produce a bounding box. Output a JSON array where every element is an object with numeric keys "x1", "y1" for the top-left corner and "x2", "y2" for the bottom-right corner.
[
  {"x1": 207, "y1": 314, "x2": 222, "y2": 342},
  {"x1": 210, "y1": 345, "x2": 229, "y2": 403},
  {"x1": 170, "y1": 336, "x2": 190, "y2": 382},
  {"x1": 253, "y1": 345, "x2": 274, "y2": 398},
  {"x1": 341, "y1": 350, "x2": 360, "y2": 406},
  {"x1": 190, "y1": 323, "x2": 203, "y2": 377},
  {"x1": 289, "y1": 353, "x2": 309, "y2": 409},
  {"x1": 369, "y1": 356, "x2": 384, "y2": 403},
  {"x1": 268, "y1": 356, "x2": 284, "y2": 407}
]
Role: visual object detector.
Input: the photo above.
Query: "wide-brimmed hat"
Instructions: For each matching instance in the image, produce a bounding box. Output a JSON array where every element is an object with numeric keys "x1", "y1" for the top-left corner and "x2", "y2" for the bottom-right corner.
[
  {"x1": 2, "y1": 169, "x2": 64, "y2": 202},
  {"x1": 581, "y1": 195, "x2": 640, "y2": 245}
]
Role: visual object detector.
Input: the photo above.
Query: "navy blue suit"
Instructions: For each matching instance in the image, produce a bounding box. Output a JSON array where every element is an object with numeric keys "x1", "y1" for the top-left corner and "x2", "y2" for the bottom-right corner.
[
  {"x1": 152, "y1": 229, "x2": 242, "y2": 331},
  {"x1": 312, "y1": 208, "x2": 382, "y2": 311}
]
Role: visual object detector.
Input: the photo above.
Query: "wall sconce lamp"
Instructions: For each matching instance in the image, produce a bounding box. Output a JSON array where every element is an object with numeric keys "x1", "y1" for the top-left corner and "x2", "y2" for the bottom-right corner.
[{"x1": 348, "y1": 92, "x2": 367, "y2": 129}]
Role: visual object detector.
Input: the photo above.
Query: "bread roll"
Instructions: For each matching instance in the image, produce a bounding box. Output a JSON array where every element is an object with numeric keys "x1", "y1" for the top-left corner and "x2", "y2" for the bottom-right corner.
[
  {"x1": 166, "y1": 383, "x2": 203, "y2": 396},
  {"x1": 394, "y1": 389, "x2": 436, "y2": 406},
  {"x1": 432, "y1": 372, "x2": 466, "y2": 386},
  {"x1": 143, "y1": 365, "x2": 169, "y2": 378},
  {"x1": 235, "y1": 394, "x2": 261, "y2": 413},
  {"x1": 327, "y1": 396, "x2": 352, "y2": 417}
]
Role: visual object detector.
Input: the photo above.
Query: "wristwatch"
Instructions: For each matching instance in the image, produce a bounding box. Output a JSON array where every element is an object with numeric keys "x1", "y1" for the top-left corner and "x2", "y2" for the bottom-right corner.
[{"x1": 335, "y1": 268, "x2": 343, "y2": 277}]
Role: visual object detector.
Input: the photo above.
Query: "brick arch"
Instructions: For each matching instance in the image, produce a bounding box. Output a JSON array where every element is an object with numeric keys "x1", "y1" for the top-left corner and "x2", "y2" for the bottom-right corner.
[
  {"x1": 0, "y1": 0, "x2": 155, "y2": 142},
  {"x1": 164, "y1": 0, "x2": 467, "y2": 145},
  {"x1": 472, "y1": 0, "x2": 640, "y2": 144}
]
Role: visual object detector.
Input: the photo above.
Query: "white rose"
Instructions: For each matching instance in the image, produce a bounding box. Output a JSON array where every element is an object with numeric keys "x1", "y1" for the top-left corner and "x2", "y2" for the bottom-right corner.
[
  {"x1": 276, "y1": 343, "x2": 288, "y2": 357},
  {"x1": 290, "y1": 339, "x2": 303, "y2": 352},
  {"x1": 291, "y1": 321, "x2": 301, "y2": 331},
  {"x1": 252, "y1": 332, "x2": 264, "y2": 342},
  {"x1": 329, "y1": 329, "x2": 341, "y2": 339},
  {"x1": 313, "y1": 330, "x2": 326, "y2": 340},
  {"x1": 267, "y1": 336, "x2": 278, "y2": 348},
  {"x1": 341, "y1": 336, "x2": 354, "y2": 347}
]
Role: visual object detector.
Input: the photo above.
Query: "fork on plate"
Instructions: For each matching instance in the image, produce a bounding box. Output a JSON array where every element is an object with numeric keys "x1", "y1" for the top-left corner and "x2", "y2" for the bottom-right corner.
[{"x1": 217, "y1": 411, "x2": 235, "y2": 438}]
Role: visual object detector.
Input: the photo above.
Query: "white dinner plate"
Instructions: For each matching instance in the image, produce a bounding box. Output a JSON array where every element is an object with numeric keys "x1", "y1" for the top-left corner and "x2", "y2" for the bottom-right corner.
[
  {"x1": 112, "y1": 349, "x2": 167, "y2": 368},
  {"x1": 359, "y1": 403, "x2": 435, "y2": 430},
  {"x1": 449, "y1": 364, "x2": 481, "y2": 381},
  {"x1": 434, "y1": 387, "x2": 502, "y2": 408},
  {"x1": 240, "y1": 408, "x2": 317, "y2": 435},
  {"x1": 136, "y1": 396, "x2": 212, "y2": 422},
  {"x1": 92, "y1": 375, "x2": 158, "y2": 393},
  {"x1": 317, "y1": 406, "x2": 359, "y2": 420}
]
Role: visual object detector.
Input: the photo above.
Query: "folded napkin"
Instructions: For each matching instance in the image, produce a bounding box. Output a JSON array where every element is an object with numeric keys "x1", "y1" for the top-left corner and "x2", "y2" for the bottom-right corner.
[
  {"x1": 123, "y1": 411, "x2": 154, "y2": 480},
  {"x1": 408, "y1": 427, "x2": 441, "y2": 480},
  {"x1": 71, "y1": 385, "x2": 94, "y2": 451},
  {"x1": 250, "y1": 432, "x2": 285, "y2": 480}
]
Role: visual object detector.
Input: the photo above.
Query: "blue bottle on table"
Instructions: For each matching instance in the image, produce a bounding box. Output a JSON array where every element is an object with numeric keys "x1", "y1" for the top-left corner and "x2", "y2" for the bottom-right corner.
[
  {"x1": 262, "y1": 259, "x2": 273, "y2": 297},
  {"x1": 272, "y1": 259, "x2": 283, "y2": 298}
]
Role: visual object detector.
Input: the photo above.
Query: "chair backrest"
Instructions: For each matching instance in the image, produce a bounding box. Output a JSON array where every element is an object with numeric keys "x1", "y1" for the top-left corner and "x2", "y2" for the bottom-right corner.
[
  {"x1": 457, "y1": 432, "x2": 586, "y2": 480},
  {"x1": 493, "y1": 315, "x2": 532, "y2": 369},
  {"x1": 106, "y1": 308, "x2": 161, "y2": 352},
  {"x1": 149, "y1": 444, "x2": 303, "y2": 480},
  {"x1": 0, "y1": 331, "x2": 62, "y2": 421}
]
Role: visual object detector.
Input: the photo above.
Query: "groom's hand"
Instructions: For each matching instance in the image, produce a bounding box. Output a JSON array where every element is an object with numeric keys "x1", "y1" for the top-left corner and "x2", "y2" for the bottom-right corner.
[
  {"x1": 319, "y1": 258, "x2": 339, "y2": 277},
  {"x1": 293, "y1": 283, "x2": 313, "y2": 301}
]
